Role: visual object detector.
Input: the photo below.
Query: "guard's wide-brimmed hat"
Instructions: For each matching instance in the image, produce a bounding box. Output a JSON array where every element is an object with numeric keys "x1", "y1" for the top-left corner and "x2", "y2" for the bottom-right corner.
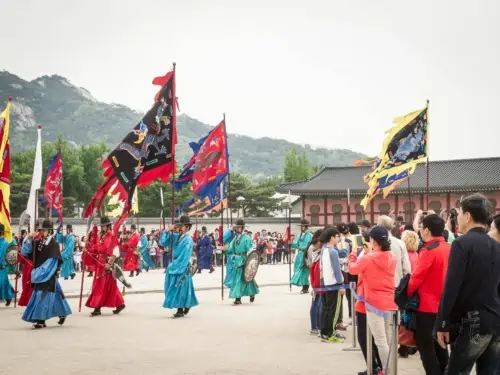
[
  {"x1": 39, "y1": 219, "x2": 54, "y2": 230},
  {"x1": 66, "y1": 224, "x2": 73, "y2": 230},
  {"x1": 100, "y1": 216, "x2": 113, "y2": 226},
  {"x1": 300, "y1": 219, "x2": 310, "y2": 226},
  {"x1": 234, "y1": 219, "x2": 246, "y2": 227},
  {"x1": 174, "y1": 215, "x2": 192, "y2": 226},
  {"x1": 202, "y1": 226, "x2": 207, "y2": 232},
  {"x1": 130, "y1": 224, "x2": 137, "y2": 230}
]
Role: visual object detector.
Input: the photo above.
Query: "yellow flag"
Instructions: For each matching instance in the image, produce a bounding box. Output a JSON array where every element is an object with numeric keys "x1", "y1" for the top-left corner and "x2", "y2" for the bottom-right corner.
[
  {"x1": 106, "y1": 184, "x2": 139, "y2": 217},
  {"x1": 0, "y1": 99, "x2": 12, "y2": 241},
  {"x1": 361, "y1": 106, "x2": 428, "y2": 209},
  {"x1": 131, "y1": 187, "x2": 139, "y2": 214}
]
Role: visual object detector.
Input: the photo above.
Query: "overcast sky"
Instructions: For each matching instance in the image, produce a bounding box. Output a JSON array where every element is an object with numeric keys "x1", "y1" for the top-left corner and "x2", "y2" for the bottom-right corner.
[{"x1": 3, "y1": 0, "x2": 499, "y2": 160}]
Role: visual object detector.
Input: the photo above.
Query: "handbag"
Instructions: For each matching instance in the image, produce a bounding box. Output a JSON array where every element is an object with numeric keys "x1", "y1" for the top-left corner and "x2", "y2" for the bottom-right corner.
[{"x1": 398, "y1": 325, "x2": 417, "y2": 347}]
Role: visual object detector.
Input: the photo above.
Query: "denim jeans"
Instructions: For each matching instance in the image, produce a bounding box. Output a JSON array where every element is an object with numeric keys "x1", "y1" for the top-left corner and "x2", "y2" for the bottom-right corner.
[
  {"x1": 310, "y1": 294, "x2": 322, "y2": 330},
  {"x1": 447, "y1": 311, "x2": 500, "y2": 375}
]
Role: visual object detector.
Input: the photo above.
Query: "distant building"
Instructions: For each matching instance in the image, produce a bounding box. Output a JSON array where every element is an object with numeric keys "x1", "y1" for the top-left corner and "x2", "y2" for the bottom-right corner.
[
  {"x1": 270, "y1": 192, "x2": 302, "y2": 218},
  {"x1": 277, "y1": 157, "x2": 500, "y2": 226}
]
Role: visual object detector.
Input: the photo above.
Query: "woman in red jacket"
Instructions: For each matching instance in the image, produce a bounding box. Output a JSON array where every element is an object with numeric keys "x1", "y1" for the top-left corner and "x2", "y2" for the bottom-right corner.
[{"x1": 349, "y1": 226, "x2": 397, "y2": 375}]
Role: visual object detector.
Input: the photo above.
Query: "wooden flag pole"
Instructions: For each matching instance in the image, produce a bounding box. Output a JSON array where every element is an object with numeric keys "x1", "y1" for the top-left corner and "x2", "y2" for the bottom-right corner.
[
  {"x1": 170, "y1": 62, "x2": 177, "y2": 265},
  {"x1": 220, "y1": 183, "x2": 225, "y2": 301},
  {"x1": 288, "y1": 191, "x2": 292, "y2": 292},
  {"x1": 425, "y1": 99, "x2": 430, "y2": 211},
  {"x1": 223, "y1": 113, "x2": 233, "y2": 227}
]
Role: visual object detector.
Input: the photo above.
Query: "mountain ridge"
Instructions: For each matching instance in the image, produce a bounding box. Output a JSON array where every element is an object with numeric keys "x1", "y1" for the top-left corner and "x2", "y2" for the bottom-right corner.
[{"x1": 0, "y1": 70, "x2": 366, "y2": 179}]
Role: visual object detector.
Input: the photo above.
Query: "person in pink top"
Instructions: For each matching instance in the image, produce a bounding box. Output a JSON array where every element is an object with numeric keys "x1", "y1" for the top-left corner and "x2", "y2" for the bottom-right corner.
[
  {"x1": 349, "y1": 226, "x2": 397, "y2": 375},
  {"x1": 402, "y1": 230, "x2": 419, "y2": 271}
]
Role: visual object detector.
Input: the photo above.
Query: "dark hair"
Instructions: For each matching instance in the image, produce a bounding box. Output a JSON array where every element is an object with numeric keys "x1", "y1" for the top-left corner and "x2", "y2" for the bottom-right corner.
[
  {"x1": 21, "y1": 229, "x2": 27, "y2": 236},
  {"x1": 337, "y1": 223, "x2": 349, "y2": 235},
  {"x1": 492, "y1": 214, "x2": 500, "y2": 233},
  {"x1": 396, "y1": 216, "x2": 404, "y2": 222},
  {"x1": 391, "y1": 227, "x2": 401, "y2": 239},
  {"x1": 449, "y1": 208, "x2": 458, "y2": 234},
  {"x1": 319, "y1": 227, "x2": 340, "y2": 244},
  {"x1": 422, "y1": 214, "x2": 445, "y2": 237},
  {"x1": 311, "y1": 229, "x2": 323, "y2": 245},
  {"x1": 361, "y1": 220, "x2": 371, "y2": 228},
  {"x1": 373, "y1": 238, "x2": 391, "y2": 251},
  {"x1": 460, "y1": 194, "x2": 492, "y2": 225},
  {"x1": 348, "y1": 222, "x2": 359, "y2": 235},
  {"x1": 362, "y1": 233, "x2": 370, "y2": 243},
  {"x1": 403, "y1": 224, "x2": 414, "y2": 232}
]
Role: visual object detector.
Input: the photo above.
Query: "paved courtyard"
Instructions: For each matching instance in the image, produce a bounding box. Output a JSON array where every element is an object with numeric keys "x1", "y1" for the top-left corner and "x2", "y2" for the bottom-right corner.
[{"x1": 1, "y1": 271, "x2": 427, "y2": 375}]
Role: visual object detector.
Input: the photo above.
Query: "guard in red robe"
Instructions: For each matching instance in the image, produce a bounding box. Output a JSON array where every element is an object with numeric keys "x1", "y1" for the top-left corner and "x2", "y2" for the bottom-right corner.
[
  {"x1": 85, "y1": 216, "x2": 125, "y2": 316},
  {"x1": 17, "y1": 252, "x2": 33, "y2": 307},
  {"x1": 123, "y1": 224, "x2": 140, "y2": 277}
]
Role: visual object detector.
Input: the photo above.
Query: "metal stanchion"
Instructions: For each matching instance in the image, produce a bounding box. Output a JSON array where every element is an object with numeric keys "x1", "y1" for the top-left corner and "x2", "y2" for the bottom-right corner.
[
  {"x1": 342, "y1": 282, "x2": 361, "y2": 352},
  {"x1": 367, "y1": 322, "x2": 374, "y2": 375},
  {"x1": 390, "y1": 311, "x2": 399, "y2": 375}
]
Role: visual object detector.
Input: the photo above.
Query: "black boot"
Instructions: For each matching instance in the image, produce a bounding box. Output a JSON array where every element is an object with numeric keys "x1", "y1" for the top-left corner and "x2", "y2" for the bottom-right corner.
[
  {"x1": 209, "y1": 268, "x2": 214, "y2": 274},
  {"x1": 64, "y1": 277, "x2": 69, "y2": 280},
  {"x1": 5, "y1": 299, "x2": 12, "y2": 307},
  {"x1": 301, "y1": 286, "x2": 309, "y2": 294},
  {"x1": 250, "y1": 295, "x2": 255, "y2": 303},
  {"x1": 58, "y1": 316, "x2": 66, "y2": 326},
  {"x1": 233, "y1": 298, "x2": 242, "y2": 305},
  {"x1": 70, "y1": 274, "x2": 75, "y2": 280},
  {"x1": 90, "y1": 308, "x2": 101, "y2": 317},
  {"x1": 88, "y1": 272, "x2": 93, "y2": 277},
  {"x1": 136, "y1": 269, "x2": 140, "y2": 276},
  {"x1": 129, "y1": 271, "x2": 134, "y2": 277},
  {"x1": 173, "y1": 308, "x2": 184, "y2": 318},
  {"x1": 113, "y1": 305, "x2": 126, "y2": 315},
  {"x1": 183, "y1": 308, "x2": 190, "y2": 316},
  {"x1": 33, "y1": 320, "x2": 46, "y2": 329}
]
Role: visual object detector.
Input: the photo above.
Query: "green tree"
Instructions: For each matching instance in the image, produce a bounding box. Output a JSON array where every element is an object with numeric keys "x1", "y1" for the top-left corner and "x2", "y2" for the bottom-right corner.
[{"x1": 283, "y1": 147, "x2": 317, "y2": 182}]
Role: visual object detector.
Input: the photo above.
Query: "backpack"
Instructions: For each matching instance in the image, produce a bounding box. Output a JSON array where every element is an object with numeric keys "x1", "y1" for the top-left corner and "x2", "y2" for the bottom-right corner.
[{"x1": 310, "y1": 259, "x2": 322, "y2": 291}]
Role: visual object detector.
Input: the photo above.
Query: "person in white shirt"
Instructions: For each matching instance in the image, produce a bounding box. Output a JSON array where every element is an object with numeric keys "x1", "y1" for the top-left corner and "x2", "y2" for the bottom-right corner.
[{"x1": 377, "y1": 215, "x2": 411, "y2": 286}]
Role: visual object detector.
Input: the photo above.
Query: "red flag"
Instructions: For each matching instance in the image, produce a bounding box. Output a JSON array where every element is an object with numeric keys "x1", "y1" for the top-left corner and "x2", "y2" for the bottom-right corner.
[
  {"x1": 192, "y1": 120, "x2": 229, "y2": 198},
  {"x1": 44, "y1": 151, "x2": 63, "y2": 222},
  {"x1": 284, "y1": 226, "x2": 291, "y2": 245},
  {"x1": 84, "y1": 68, "x2": 177, "y2": 222}
]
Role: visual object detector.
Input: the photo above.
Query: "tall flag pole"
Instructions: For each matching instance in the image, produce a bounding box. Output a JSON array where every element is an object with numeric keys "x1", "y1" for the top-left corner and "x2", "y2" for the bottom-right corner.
[
  {"x1": 220, "y1": 180, "x2": 225, "y2": 300},
  {"x1": 425, "y1": 99, "x2": 430, "y2": 211},
  {"x1": 84, "y1": 64, "x2": 177, "y2": 234},
  {"x1": 170, "y1": 62, "x2": 177, "y2": 265},
  {"x1": 360, "y1": 105, "x2": 428, "y2": 209},
  {"x1": 287, "y1": 190, "x2": 292, "y2": 292},
  {"x1": 24, "y1": 125, "x2": 43, "y2": 231},
  {"x1": 223, "y1": 113, "x2": 233, "y2": 226}
]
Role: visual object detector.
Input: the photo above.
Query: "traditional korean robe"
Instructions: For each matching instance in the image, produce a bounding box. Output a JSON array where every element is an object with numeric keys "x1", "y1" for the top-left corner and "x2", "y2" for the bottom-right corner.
[
  {"x1": 0, "y1": 237, "x2": 15, "y2": 302},
  {"x1": 225, "y1": 233, "x2": 259, "y2": 299},
  {"x1": 85, "y1": 231, "x2": 124, "y2": 309},
  {"x1": 197, "y1": 234, "x2": 213, "y2": 271},
  {"x1": 123, "y1": 232, "x2": 140, "y2": 271},
  {"x1": 21, "y1": 236, "x2": 72, "y2": 323},
  {"x1": 139, "y1": 234, "x2": 155, "y2": 270},
  {"x1": 56, "y1": 233, "x2": 76, "y2": 278},
  {"x1": 291, "y1": 231, "x2": 313, "y2": 287},
  {"x1": 163, "y1": 232, "x2": 198, "y2": 309}
]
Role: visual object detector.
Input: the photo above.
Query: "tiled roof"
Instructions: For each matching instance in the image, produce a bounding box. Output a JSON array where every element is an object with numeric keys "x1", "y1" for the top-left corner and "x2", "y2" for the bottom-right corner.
[{"x1": 277, "y1": 157, "x2": 500, "y2": 196}]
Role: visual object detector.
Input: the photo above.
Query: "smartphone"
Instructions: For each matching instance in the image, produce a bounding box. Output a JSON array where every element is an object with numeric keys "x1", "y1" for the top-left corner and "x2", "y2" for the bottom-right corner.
[{"x1": 354, "y1": 234, "x2": 364, "y2": 256}]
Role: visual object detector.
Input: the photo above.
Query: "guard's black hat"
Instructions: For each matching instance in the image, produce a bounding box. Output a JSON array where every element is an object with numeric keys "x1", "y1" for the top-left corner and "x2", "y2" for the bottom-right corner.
[
  {"x1": 66, "y1": 224, "x2": 73, "y2": 230},
  {"x1": 100, "y1": 216, "x2": 112, "y2": 226},
  {"x1": 300, "y1": 219, "x2": 310, "y2": 226},
  {"x1": 234, "y1": 219, "x2": 245, "y2": 227},
  {"x1": 174, "y1": 215, "x2": 191, "y2": 226},
  {"x1": 40, "y1": 219, "x2": 54, "y2": 230}
]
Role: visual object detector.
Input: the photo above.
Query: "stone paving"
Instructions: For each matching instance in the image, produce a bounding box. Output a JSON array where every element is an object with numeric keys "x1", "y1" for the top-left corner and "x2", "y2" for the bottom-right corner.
[{"x1": 1, "y1": 273, "x2": 428, "y2": 375}]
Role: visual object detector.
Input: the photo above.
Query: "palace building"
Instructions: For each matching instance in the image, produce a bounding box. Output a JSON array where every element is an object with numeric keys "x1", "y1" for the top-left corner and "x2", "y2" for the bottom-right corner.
[{"x1": 277, "y1": 157, "x2": 500, "y2": 226}]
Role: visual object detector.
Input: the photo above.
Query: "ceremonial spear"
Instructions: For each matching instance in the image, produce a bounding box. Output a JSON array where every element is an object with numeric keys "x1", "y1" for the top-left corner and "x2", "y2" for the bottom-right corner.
[{"x1": 288, "y1": 190, "x2": 292, "y2": 292}]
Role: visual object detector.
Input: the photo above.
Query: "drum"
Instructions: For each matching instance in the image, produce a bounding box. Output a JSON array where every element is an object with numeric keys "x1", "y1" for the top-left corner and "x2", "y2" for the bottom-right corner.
[
  {"x1": 244, "y1": 251, "x2": 260, "y2": 283},
  {"x1": 190, "y1": 251, "x2": 198, "y2": 276},
  {"x1": 5, "y1": 245, "x2": 18, "y2": 265}
]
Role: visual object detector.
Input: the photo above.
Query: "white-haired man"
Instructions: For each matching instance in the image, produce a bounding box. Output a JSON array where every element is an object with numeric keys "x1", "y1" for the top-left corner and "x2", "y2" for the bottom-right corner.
[{"x1": 377, "y1": 215, "x2": 411, "y2": 285}]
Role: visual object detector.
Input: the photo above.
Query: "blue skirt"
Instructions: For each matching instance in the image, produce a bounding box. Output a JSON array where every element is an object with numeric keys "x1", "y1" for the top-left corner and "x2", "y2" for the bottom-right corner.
[
  {"x1": 224, "y1": 255, "x2": 235, "y2": 288},
  {"x1": 141, "y1": 252, "x2": 156, "y2": 270},
  {"x1": 22, "y1": 281, "x2": 72, "y2": 322},
  {"x1": 228, "y1": 264, "x2": 259, "y2": 299},
  {"x1": 60, "y1": 257, "x2": 75, "y2": 278},
  {"x1": 163, "y1": 272, "x2": 199, "y2": 309},
  {"x1": 0, "y1": 269, "x2": 14, "y2": 301},
  {"x1": 291, "y1": 251, "x2": 310, "y2": 286}
]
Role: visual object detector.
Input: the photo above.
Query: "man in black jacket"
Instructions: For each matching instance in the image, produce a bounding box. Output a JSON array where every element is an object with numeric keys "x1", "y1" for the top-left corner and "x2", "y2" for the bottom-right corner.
[{"x1": 436, "y1": 194, "x2": 500, "y2": 374}]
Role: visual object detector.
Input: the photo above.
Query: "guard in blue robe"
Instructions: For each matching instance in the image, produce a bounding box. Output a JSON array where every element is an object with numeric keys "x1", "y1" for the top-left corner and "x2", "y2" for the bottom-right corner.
[
  {"x1": 56, "y1": 224, "x2": 76, "y2": 280},
  {"x1": 163, "y1": 215, "x2": 198, "y2": 318},
  {"x1": 0, "y1": 224, "x2": 16, "y2": 306},
  {"x1": 224, "y1": 219, "x2": 259, "y2": 305},
  {"x1": 21, "y1": 219, "x2": 72, "y2": 329},
  {"x1": 291, "y1": 219, "x2": 313, "y2": 294},
  {"x1": 223, "y1": 227, "x2": 236, "y2": 287},
  {"x1": 139, "y1": 228, "x2": 155, "y2": 271},
  {"x1": 197, "y1": 226, "x2": 214, "y2": 273}
]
